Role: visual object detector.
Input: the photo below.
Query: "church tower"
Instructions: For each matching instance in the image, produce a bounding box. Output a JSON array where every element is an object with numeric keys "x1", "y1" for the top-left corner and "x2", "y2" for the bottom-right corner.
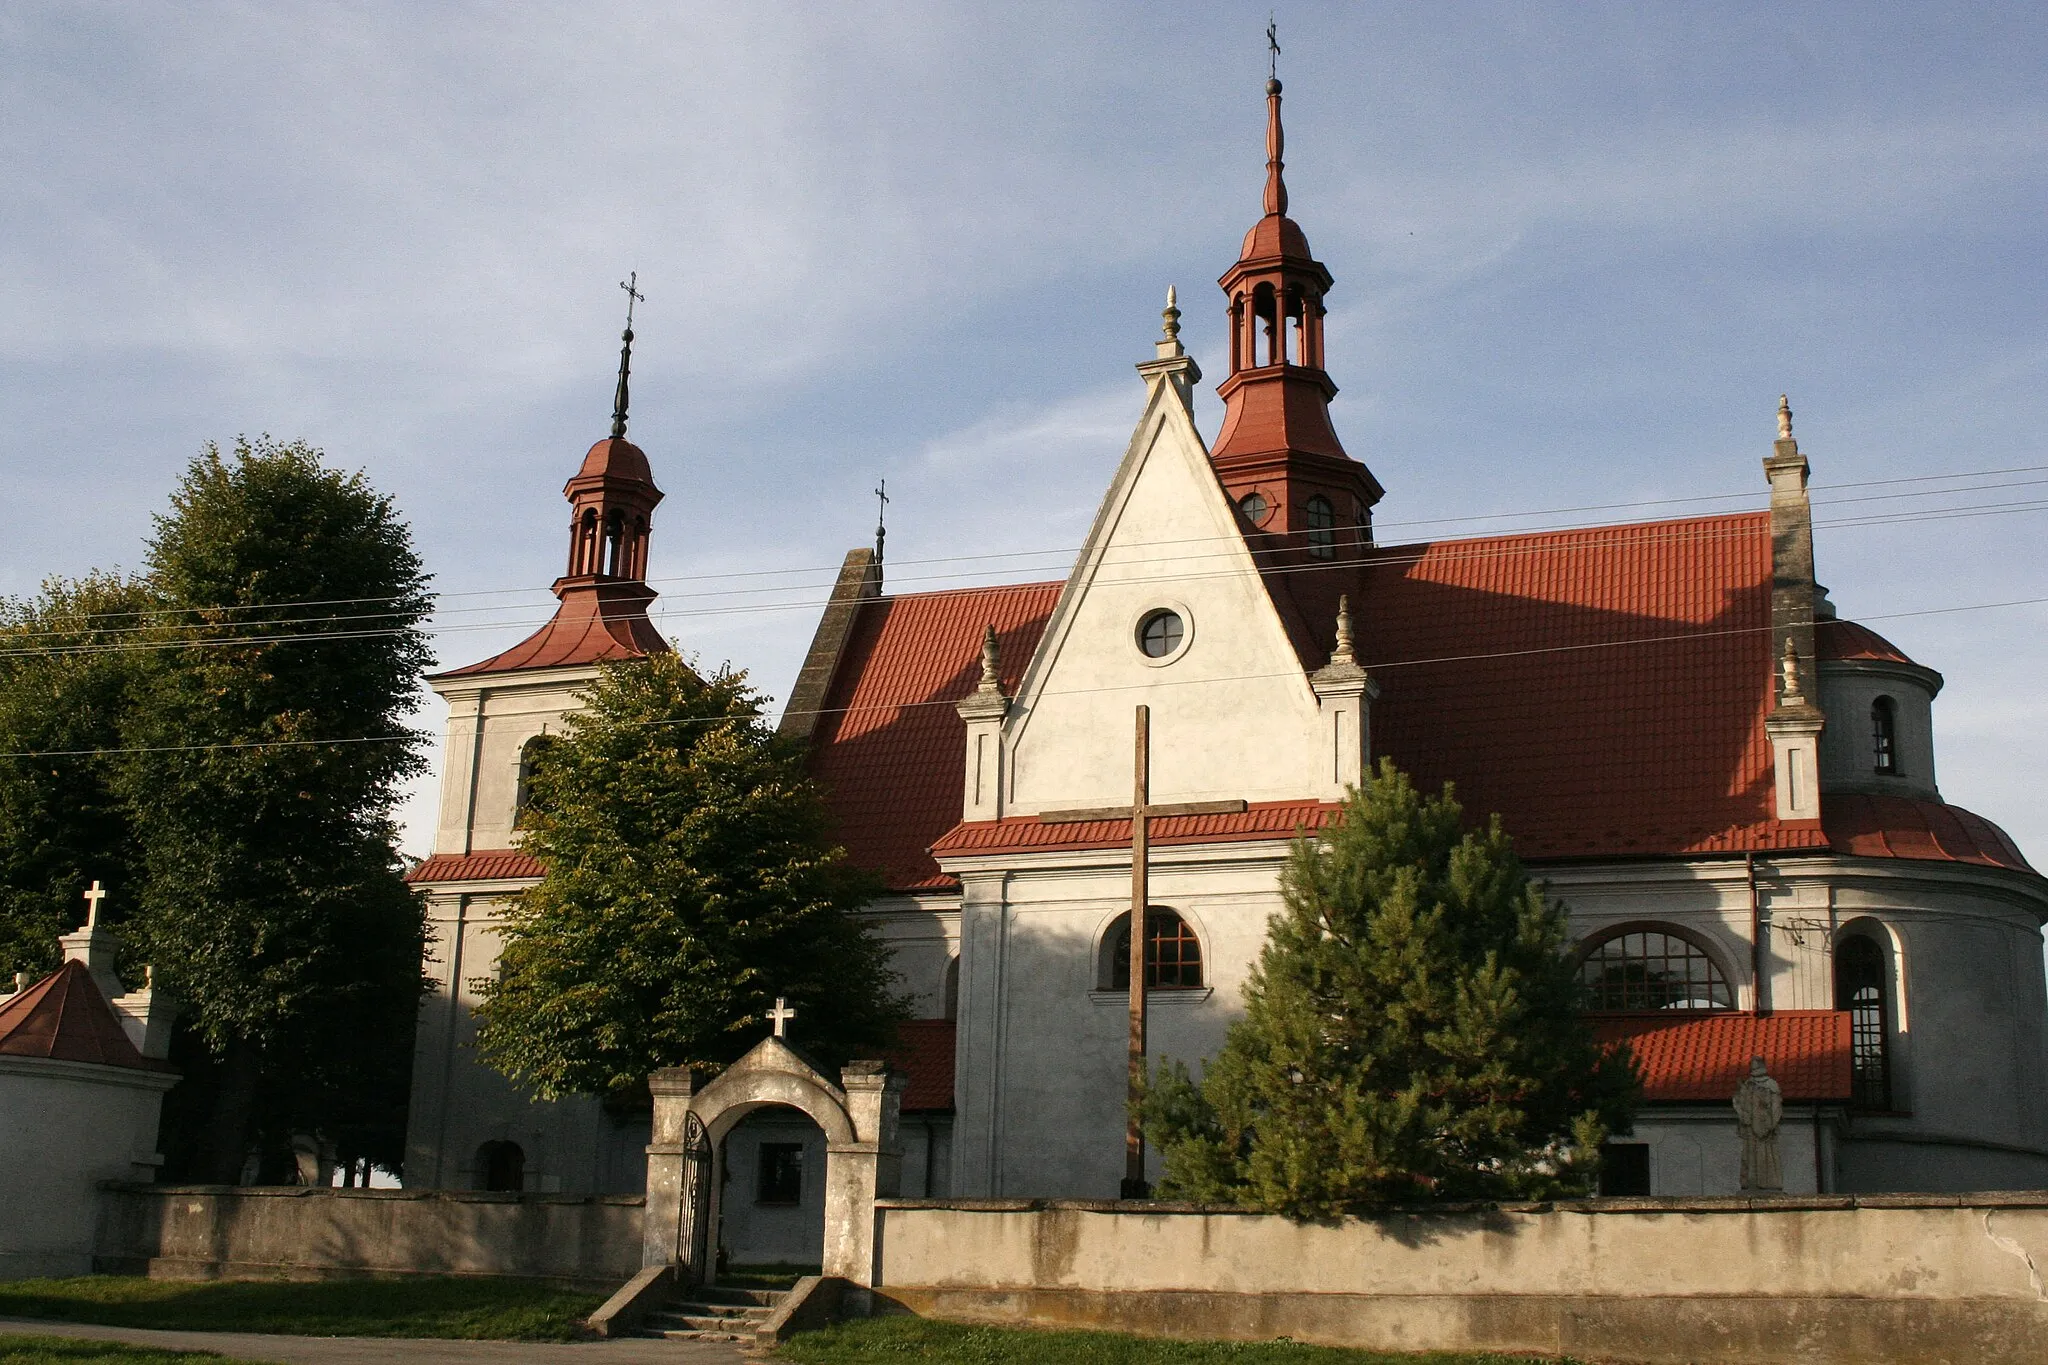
[{"x1": 1210, "y1": 76, "x2": 1384, "y2": 558}]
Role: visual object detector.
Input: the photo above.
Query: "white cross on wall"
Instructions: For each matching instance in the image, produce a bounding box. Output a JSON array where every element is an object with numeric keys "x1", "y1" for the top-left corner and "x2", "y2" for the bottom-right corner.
[
  {"x1": 81, "y1": 880, "x2": 108, "y2": 928},
  {"x1": 767, "y1": 997, "x2": 796, "y2": 1039}
]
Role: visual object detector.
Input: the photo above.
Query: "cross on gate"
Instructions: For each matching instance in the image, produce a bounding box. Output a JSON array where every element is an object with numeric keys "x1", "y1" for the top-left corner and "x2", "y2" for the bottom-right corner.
[
  {"x1": 81, "y1": 880, "x2": 108, "y2": 928},
  {"x1": 1038, "y1": 706, "x2": 1245, "y2": 1197},
  {"x1": 767, "y1": 996, "x2": 796, "y2": 1039}
]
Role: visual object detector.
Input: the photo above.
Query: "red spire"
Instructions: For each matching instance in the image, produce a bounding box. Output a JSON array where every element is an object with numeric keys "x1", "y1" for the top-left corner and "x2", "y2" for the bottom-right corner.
[{"x1": 1211, "y1": 75, "x2": 1383, "y2": 558}]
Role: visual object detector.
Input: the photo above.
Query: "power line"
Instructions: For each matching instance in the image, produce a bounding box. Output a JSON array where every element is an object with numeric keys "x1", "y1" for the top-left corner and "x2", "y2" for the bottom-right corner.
[
  {"x1": 12, "y1": 461, "x2": 2048, "y2": 631},
  {"x1": 5, "y1": 592, "x2": 2042, "y2": 760}
]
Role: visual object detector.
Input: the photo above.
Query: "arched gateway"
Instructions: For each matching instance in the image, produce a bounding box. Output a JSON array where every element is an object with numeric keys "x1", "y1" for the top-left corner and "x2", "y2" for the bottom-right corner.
[{"x1": 643, "y1": 1038, "x2": 904, "y2": 1288}]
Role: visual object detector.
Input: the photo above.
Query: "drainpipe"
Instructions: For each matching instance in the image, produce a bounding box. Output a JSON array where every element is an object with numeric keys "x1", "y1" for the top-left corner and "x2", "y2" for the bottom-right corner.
[{"x1": 1748, "y1": 852, "x2": 1769, "y2": 1016}]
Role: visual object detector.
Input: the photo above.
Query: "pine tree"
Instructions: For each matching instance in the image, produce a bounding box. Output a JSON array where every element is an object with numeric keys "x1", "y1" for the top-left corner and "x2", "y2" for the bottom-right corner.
[
  {"x1": 473, "y1": 651, "x2": 904, "y2": 1100},
  {"x1": 1142, "y1": 759, "x2": 1637, "y2": 1215}
]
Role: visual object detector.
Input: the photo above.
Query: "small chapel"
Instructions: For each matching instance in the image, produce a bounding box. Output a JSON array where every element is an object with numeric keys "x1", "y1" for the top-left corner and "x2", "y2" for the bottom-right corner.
[{"x1": 401, "y1": 74, "x2": 2048, "y2": 1261}]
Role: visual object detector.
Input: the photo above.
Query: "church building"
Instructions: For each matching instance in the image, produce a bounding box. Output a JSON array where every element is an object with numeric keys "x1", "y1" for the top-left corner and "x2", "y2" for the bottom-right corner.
[{"x1": 403, "y1": 76, "x2": 2048, "y2": 1234}]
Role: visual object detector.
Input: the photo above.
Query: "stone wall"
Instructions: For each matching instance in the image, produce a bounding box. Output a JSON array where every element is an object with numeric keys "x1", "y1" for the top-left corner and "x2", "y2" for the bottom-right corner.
[
  {"x1": 96, "y1": 1185, "x2": 641, "y2": 1289},
  {"x1": 872, "y1": 1193, "x2": 2048, "y2": 1365}
]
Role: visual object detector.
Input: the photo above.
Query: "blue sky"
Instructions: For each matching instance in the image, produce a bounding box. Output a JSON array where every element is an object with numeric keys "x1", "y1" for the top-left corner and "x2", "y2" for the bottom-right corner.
[{"x1": 3, "y1": 2, "x2": 2044, "y2": 862}]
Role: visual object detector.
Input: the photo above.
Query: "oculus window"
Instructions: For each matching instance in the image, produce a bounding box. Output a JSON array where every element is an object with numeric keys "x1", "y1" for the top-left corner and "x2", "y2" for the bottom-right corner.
[
  {"x1": 1137, "y1": 609, "x2": 1185, "y2": 659},
  {"x1": 1238, "y1": 491, "x2": 1270, "y2": 525}
]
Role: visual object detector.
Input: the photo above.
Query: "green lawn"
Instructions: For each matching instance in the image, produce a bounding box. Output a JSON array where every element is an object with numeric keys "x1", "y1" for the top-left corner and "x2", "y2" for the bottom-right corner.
[
  {"x1": 0, "y1": 1276, "x2": 603, "y2": 1343},
  {"x1": 778, "y1": 1316, "x2": 1593, "y2": 1365},
  {"x1": 0, "y1": 1336, "x2": 278, "y2": 1365}
]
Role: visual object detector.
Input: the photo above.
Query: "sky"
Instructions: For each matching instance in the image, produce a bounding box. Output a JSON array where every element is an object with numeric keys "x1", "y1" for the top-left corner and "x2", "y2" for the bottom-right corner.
[{"x1": 3, "y1": 2, "x2": 2045, "y2": 866}]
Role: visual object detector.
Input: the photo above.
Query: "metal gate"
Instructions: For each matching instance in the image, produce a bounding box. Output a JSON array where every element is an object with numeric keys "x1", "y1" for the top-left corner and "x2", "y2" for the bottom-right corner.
[{"x1": 679, "y1": 1112, "x2": 714, "y2": 1283}]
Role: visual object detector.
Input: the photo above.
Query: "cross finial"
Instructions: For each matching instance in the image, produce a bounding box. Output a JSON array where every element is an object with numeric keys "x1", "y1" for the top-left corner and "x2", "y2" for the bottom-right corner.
[
  {"x1": 610, "y1": 273, "x2": 644, "y2": 440},
  {"x1": 81, "y1": 880, "x2": 108, "y2": 929},
  {"x1": 1777, "y1": 393, "x2": 1793, "y2": 442},
  {"x1": 873, "y1": 479, "x2": 890, "y2": 567},
  {"x1": 767, "y1": 996, "x2": 796, "y2": 1040},
  {"x1": 1266, "y1": 13, "x2": 1280, "y2": 81}
]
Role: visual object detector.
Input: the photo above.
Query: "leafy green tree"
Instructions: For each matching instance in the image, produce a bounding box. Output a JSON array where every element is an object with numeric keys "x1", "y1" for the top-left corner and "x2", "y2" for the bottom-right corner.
[
  {"x1": 115, "y1": 436, "x2": 433, "y2": 1182},
  {"x1": 0, "y1": 573, "x2": 159, "y2": 980},
  {"x1": 474, "y1": 651, "x2": 904, "y2": 1100},
  {"x1": 1142, "y1": 759, "x2": 1637, "y2": 1215}
]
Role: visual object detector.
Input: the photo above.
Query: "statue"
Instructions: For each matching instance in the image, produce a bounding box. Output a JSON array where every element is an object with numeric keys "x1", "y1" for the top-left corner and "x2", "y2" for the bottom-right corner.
[{"x1": 1732, "y1": 1056, "x2": 1784, "y2": 1191}]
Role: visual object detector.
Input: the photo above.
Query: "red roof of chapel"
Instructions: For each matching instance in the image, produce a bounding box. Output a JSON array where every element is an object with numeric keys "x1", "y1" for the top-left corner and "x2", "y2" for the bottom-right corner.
[
  {"x1": 0, "y1": 960, "x2": 157, "y2": 1071},
  {"x1": 1592, "y1": 1010, "x2": 1852, "y2": 1103}
]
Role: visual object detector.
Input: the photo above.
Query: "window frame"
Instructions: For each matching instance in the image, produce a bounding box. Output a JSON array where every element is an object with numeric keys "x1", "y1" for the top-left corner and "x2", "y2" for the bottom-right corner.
[
  {"x1": 1304, "y1": 494, "x2": 1337, "y2": 559},
  {"x1": 1101, "y1": 908, "x2": 1205, "y2": 991},
  {"x1": 1574, "y1": 922, "x2": 1737, "y2": 1013},
  {"x1": 1871, "y1": 695, "x2": 1900, "y2": 776},
  {"x1": 1835, "y1": 932, "x2": 1894, "y2": 1111}
]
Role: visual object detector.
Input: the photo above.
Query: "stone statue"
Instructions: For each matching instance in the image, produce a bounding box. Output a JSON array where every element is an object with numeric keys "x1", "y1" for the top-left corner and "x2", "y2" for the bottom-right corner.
[{"x1": 1733, "y1": 1055, "x2": 1784, "y2": 1191}]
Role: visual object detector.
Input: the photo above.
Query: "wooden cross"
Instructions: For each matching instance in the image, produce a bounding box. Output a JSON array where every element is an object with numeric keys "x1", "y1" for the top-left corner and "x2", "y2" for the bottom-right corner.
[
  {"x1": 81, "y1": 880, "x2": 108, "y2": 928},
  {"x1": 1039, "y1": 706, "x2": 1245, "y2": 1197},
  {"x1": 767, "y1": 996, "x2": 796, "y2": 1039}
]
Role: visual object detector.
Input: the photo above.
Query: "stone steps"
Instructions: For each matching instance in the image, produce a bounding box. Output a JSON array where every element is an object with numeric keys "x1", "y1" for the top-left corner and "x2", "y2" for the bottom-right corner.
[{"x1": 637, "y1": 1283, "x2": 788, "y2": 1342}]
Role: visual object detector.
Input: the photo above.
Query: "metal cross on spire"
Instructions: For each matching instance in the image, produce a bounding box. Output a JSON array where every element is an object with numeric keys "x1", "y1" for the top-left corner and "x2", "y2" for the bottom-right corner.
[
  {"x1": 610, "y1": 272, "x2": 644, "y2": 439},
  {"x1": 873, "y1": 478, "x2": 890, "y2": 571},
  {"x1": 1266, "y1": 13, "x2": 1280, "y2": 79}
]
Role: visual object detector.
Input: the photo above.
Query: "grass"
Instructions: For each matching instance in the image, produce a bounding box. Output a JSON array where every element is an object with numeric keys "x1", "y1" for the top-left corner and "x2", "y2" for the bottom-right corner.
[
  {"x1": 0, "y1": 1276, "x2": 604, "y2": 1343},
  {"x1": 777, "y1": 1316, "x2": 1596, "y2": 1365},
  {"x1": 0, "y1": 1336, "x2": 280, "y2": 1365}
]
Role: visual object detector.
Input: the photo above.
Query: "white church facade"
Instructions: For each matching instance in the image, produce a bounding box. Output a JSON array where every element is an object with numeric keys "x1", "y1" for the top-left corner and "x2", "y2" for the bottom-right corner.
[{"x1": 403, "y1": 77, "x2": 2048, "y2": 1240}]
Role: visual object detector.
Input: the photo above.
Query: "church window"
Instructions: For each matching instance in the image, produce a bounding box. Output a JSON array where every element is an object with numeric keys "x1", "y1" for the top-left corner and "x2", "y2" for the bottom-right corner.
[
  {"x1": 1835, "y1": 935, "x2": 1892, "y2": 1110},
  {"x1": 1871, "y1": 697, "x2": 1899, "y2": 775},
  {"x1": 514, "y1": 735, "x2": 556, "y2": 828},
  {"x1": 1577, "y1": 927, "x2": 1734, "y2": 1011},
  {"x1": 1305, "y1": 495, "x2": 1336, "y2": 559},
  {"x1": 1238, "y1": 492, "x2": 1269, "y2": 526},
  {"x1": 1138, "y1": 610, "x2": 1185, "y2": 660},
  {"x1": 1105, "y1": 909, "x2": 1204, "y2": 990},
  {"x1": 757, "y1": 1141, "x2": 804, "y2": 1204},
  {"x1": 474, "y1": 1140, "x2": 524, "y2": 1192}
]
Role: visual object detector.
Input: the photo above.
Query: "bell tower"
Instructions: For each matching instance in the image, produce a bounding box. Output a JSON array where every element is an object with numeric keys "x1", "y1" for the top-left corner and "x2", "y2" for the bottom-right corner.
[{"x1": 1211, "y1": 76, "x2": 1383, "y2": 558}]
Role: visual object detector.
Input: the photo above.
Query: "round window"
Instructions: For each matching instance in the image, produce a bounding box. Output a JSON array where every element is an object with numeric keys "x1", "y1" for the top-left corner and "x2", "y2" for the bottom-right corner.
[
  {"x1": 1138, "y1": 609, "x2": 1185, "y2": 659},
  {"x1": 1238, "y1": 492, "x2": 1269, "y2": 525}
]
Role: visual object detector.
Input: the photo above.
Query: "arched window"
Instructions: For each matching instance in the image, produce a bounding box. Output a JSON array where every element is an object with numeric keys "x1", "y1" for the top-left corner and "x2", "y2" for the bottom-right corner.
[
  {"x1": 603, "y1": 509, "x2": 626, "y2": 577},
  {"x1": 1304, "y1": 496, "x2": 1336, "y2": 559},
  {"x1": 573, "y1": 508, "x2": 599, "y2": 575},
  {"x1": 514, "y1": 735, "x2": 555, "y2": 828},
  {"x1": 1835, "y1": 935, "x2": 1892, "y2": 1110},
  {"x1": 1103, "y1": 909, "x2": 1204, "y2": 990},
  {"x1": 1871, "y1": 697, "x2": 1899, "y2": 776},
  {"x1": 475, "y1": 1140, "x2": 524, "y2": 1192},
  {"x1": 1578, "y1": 927, "x2": 1734, "y2": 1011}
]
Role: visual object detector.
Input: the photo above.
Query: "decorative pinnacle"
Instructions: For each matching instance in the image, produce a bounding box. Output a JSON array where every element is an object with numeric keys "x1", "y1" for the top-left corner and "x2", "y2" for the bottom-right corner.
[
  {"x1": 1263, "y1": 68, "x2": 1288, "y2": 218},
  {"x1": 1779, "y1": 636, "x2": 1803, "y2": 705},
  {"x1": 1332, "y1": 594, "x2": 1357, "y2": 665},
  {"x1": 610, "y1": 272, "x2": 644, "y2": 440},
  {"x1": 978, "y1": 624, "x2": 1002, "y2": 692},
  {"x1": 1777, "y1": 394, "x2": 1793, "y2": 443},
  {"x1": 1161, "y1": 285, "x2": 1181, "y2": 343}
]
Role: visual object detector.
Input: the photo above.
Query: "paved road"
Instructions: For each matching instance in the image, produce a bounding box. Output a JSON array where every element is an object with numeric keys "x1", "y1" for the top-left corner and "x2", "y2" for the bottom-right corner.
[{"x1": 0, "y1": 1317, "x2": 748, "y2": 1363}]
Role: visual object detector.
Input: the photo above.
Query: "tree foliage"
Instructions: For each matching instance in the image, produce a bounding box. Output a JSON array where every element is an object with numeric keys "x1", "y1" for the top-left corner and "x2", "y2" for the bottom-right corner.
[
  {"x1": 1141, "y1": 759, "x2": 1638, "y2": 1215},
  {"x1": 474, "y1": 651, "x2": 904, "y2": 1099},
  {"x1": 0, "y1": 436, "x2": 432, "y2": 1181}
]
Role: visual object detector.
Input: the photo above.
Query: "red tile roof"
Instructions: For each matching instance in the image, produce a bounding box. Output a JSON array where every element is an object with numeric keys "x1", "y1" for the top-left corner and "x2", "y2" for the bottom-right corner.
[
  {"x1": 806, "y1": 582, "x2": 1062, "y2": 890},
  {"x1": 886, "y1": 1019, "x2": 956, "y2": 1112},
  {"x1": 437, "y1": 581, "x2": 669, "y2": 679},
  {"x1": 1825, "y1": 794, "x2": 2034, "y2": 873},
  {"x1": 1592, "y1": 1009, "x2": 1852, "y2": 1102},
  {"x1": 0, "y1": 960, "x2": 155, "y2": 1071},
  {"x1": 406, "y1": 849, "x2": 545, "y2": 884},
  {"x1": 932, "y1": 801, "x2": 1340, "y2": 860},
  {"x1": 1817, "y1": 618, "x2": 1914, "y2": 664},
  {"x1": 1359, "y1": 513, "x2": 1828, "y2": 860}
]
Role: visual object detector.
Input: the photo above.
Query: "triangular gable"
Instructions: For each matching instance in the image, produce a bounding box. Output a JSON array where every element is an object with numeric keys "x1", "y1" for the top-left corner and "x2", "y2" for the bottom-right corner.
[{"x1": 1004, "y1": 370, "x2": 1338, "y2": 811}]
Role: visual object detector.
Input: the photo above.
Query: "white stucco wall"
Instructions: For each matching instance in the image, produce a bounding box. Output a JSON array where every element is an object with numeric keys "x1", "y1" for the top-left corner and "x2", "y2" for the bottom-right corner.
[{"x1": 0, "y1": 1056, "x2": 175, "y2": 1279}]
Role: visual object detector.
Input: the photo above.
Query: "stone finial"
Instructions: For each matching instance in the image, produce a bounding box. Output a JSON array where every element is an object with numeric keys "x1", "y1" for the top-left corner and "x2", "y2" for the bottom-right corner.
[
  {"x1": 1777, "y1": 394, "x2": 1793, "y2": 443},
  {"x1": 1162, "y1": 285, "x2": 1181, "y2": 343},
  {"x1": 1331, "y1": 594, "x2": 1357, "y2": 665},
  {"x1": 1778, "y1": 636, "x2": 1804, "y2": 706},
  {"x1": 977, "y1": 624, "x2": 1002, "y2": 692}
]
